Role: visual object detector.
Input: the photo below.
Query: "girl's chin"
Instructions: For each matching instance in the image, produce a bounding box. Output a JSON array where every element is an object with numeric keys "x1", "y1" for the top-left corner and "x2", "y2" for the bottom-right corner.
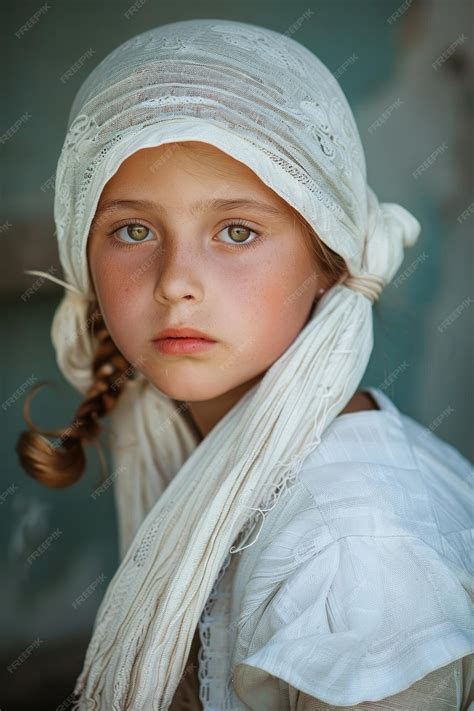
[{"x1": 151, "y1": 380, "x2": 229, "y2": 403}]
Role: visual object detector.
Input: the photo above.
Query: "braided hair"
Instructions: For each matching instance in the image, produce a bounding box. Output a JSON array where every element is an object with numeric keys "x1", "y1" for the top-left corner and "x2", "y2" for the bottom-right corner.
[{"x1": 16, "y1": 298, "x2": 135, "y2": 488}]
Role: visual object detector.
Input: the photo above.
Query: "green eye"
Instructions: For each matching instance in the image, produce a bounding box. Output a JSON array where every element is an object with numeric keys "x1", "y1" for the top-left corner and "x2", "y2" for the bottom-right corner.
[
  {"x1": 217, "y1": 222, "x2": 260, "y2": 248},
  {"x1": 117, "y1": 223, "x2": 152, "y2": 242}
]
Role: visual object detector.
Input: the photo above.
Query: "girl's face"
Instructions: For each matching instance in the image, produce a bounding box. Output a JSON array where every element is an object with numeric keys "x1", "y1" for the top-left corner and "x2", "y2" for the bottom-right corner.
[{"x1": 87, "y1": 141, "x2": 331, "y2": 410}]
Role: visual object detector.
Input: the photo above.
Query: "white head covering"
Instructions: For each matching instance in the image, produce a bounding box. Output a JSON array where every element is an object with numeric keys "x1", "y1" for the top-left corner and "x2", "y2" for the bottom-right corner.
[{"x1": 26, "y1": 18, "x2": 420, "y2": 709}]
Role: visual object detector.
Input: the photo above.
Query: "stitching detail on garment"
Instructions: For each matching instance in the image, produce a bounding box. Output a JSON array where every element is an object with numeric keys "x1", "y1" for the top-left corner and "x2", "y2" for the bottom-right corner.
[{"x1": 197, "y1": 550, "x2": 236, "y2": 710}]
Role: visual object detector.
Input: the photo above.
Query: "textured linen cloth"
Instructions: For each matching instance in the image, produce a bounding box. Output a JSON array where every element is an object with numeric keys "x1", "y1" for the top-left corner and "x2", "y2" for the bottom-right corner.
[{"x1": 170, "y1": 387, "x2": 473, "y2": 709}]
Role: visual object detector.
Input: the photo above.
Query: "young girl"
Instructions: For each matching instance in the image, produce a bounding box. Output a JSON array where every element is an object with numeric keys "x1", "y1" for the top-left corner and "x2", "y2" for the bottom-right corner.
[{"x1": 18, "y1": 18, "x2": 472, "y2": 711}]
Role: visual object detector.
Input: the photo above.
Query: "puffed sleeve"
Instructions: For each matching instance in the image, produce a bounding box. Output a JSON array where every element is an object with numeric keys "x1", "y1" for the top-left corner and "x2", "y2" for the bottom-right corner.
[{"x1": 232, "y1": 533, "x2": 473, "y2": 708}]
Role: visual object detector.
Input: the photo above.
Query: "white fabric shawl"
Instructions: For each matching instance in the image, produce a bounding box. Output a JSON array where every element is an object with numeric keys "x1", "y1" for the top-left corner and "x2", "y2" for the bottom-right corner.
[{"x1": 25, "y1": 18, "x2": 421, "y2": 710}]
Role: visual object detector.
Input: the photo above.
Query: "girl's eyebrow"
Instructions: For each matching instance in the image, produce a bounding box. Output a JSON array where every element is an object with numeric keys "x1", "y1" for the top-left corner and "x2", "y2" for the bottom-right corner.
[{"x1": 93, "y1": 197, "x2": 283, "y2": 219}]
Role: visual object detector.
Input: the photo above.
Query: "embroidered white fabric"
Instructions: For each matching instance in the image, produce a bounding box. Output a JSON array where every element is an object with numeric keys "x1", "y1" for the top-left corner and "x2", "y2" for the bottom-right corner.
[{"x1": 195, "y1": 387, "x2": 473, "y2": 709}]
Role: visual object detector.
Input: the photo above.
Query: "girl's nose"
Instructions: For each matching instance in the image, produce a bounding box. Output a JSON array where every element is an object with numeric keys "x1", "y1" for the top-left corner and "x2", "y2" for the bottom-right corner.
[{"x1": 152, "y1": 236, "x2": 205, "y2": 306}]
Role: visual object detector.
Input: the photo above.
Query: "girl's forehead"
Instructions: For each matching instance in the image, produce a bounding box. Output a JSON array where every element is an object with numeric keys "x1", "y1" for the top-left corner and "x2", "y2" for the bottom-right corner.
[
  {"x1": 102, "y1": 142, "x2": 291, "y2": 211},
  {"x1": 117, "y1": 141, "x2": 254, "y2": 174}
]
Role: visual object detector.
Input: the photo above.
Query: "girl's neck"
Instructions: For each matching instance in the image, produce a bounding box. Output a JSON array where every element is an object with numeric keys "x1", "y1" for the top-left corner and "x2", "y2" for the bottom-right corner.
[
  {"x1": 185, "y1": 373, "x2": 263, "y2": 439},
  {"x1": 178, "y1": 386, "x2": 380, "y2": 443}
]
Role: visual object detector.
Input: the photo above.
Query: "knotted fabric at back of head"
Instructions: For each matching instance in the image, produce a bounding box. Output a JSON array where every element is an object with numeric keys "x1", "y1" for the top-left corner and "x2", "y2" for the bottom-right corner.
[{"x1": 27, "y1": 19, "x2": 421, "y2": 709}]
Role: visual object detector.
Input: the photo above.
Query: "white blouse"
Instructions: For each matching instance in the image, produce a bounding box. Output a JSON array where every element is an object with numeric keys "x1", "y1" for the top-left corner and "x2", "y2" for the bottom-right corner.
[{"x1": 195, "y1": 386, "x2": 473, "y2": 710}]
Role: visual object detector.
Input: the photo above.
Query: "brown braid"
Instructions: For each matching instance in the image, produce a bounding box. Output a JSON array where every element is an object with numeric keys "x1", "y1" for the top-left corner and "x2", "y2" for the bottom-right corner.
[{"x1": 16, "y1": 298, "x2": 135, "y2": 489}]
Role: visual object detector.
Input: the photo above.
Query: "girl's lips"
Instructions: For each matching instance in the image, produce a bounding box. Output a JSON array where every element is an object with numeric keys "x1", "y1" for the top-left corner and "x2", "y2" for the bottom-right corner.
[{"x1": 153, "y1": 337, "x2": 217, "y2": 355}]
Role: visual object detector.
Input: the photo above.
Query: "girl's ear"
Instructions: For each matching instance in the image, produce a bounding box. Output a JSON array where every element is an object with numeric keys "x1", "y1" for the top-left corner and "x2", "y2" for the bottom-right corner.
[
  {"x1": 314, "y1": 287, "x2": 326, "y2": 304},
  {"x1": 313, "y1": 270, "x2": 348, "y2": 303}
]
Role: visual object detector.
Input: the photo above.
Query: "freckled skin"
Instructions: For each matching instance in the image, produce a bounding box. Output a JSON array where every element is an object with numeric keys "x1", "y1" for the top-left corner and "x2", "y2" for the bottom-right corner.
[{"x1": 87, "y1": 141, "x2": 373, "y2": 437}]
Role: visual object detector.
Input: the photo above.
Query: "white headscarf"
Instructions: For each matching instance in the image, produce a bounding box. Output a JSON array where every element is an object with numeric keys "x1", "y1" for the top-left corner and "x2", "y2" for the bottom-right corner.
[{"x1": 26, "y1": 18, "x2": 421, "y2": 710}]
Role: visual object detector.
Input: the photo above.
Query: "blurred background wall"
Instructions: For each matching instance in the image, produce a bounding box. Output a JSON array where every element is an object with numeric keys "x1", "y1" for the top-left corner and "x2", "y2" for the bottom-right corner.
[{"x1": 1, "y1": 0, "x2": 472, "y2": 708}]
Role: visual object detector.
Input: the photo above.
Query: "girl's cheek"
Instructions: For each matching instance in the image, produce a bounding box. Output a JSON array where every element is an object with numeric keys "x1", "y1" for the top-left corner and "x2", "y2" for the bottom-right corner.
[{"x1": 96, "y1": 247, "x2": 142, "y2": 286}]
